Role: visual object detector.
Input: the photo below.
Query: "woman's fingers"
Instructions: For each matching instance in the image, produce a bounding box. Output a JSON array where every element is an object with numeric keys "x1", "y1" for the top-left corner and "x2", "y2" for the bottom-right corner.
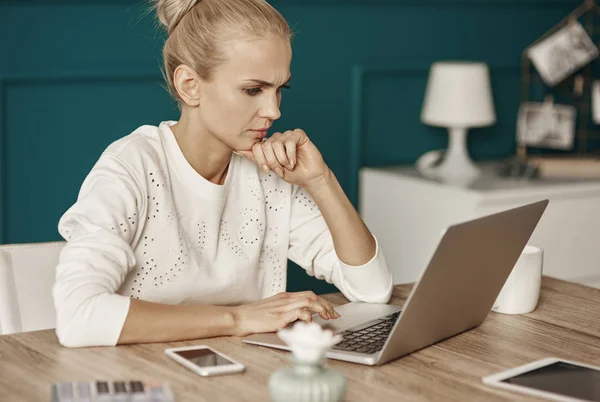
[
  {"x1": 271, "y1": 140, "x2": 291, "y2": 170},
  {"x1": 234, "y1": 291, "x2": 341, "y2": 334},
  {"x1": 281, "y1": 308, "x2": 313, "y2": 326},
  {"x1": 319, "y1": 298, "x2": 339, "y2": 319},
  {"x1": 296, "y1": 291, "x2": 339, "y2": 319},
  {"x1": 320, "y1": 298, "x2": 339, "y2": 319},
  {"x1": 251, "y1": 142, "x2": 270, "y2": 174},
  {"x1": 244, "y1": 130, "x2": 303, "y2": 175},
  {"x1": 262, "y1": 141, "x2": 284, "y2": 177},
  {"x1": 276, "y1": 292, "x2": 337, "y2": 320},
  {"x1": 260, "y1": 292, "x2": 339, "y2": 320},
  {"x1": 265, "y1": 292, "x2": 322, "y2": 313},
  {"x1": 285, "y1": 297, "x2": 329, "y2": 320},
  {"x1": 284, "y1": 139, "x2": 297, "y2": 170}
]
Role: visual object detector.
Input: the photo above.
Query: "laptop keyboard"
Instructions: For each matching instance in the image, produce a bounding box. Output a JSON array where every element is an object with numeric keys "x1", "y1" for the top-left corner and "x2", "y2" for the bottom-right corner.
[{"x1": 332, "y1": 311, "x2": 401, "y2": 355}]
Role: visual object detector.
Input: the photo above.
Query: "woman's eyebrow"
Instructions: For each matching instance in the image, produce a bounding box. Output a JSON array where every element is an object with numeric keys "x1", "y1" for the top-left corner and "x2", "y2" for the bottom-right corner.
[{"x1": 243, "y1": 76, "x2": 292, "y2": 87}]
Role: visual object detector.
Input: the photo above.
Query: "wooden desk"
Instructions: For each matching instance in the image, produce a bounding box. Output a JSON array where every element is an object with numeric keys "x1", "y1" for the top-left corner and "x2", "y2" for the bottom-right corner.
[{"x1": 1, "y1": 277, "x2": 600, "y2": 401}]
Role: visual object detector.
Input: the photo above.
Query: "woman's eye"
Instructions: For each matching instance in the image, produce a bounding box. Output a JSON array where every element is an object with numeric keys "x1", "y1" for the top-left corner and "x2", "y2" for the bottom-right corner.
[
  {"x1": 245, "y1": 85, "x2": 290, "y2": 96},
  {"x1": 245, "y1": 87, "x2": 263, "y2": 96}
]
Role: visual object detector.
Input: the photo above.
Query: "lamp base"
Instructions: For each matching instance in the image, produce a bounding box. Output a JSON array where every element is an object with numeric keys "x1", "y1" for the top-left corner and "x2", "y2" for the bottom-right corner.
[{"x1": 435, "y1": 127, "x2": 481, "y2": 186}]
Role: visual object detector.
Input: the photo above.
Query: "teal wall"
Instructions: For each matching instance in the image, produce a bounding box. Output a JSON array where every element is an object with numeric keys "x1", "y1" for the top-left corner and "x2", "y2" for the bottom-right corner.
[{"x1": 0, "y1": 0, "x2": 581, "y2": 293}]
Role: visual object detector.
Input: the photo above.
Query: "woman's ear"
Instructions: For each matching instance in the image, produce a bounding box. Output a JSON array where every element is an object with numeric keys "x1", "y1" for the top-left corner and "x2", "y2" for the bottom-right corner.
[{"x1": 173, "y1": 65, "x2": 201, "y2": 107}]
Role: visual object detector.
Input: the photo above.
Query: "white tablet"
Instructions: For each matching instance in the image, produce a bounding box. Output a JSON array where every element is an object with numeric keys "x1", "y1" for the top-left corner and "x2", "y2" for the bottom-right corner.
[{"x1": 483, "y1": 357, "x2": 600, "y2": 402}]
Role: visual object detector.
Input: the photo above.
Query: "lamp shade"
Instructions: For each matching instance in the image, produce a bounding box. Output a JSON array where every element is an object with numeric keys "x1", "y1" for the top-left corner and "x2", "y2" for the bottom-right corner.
[{"x1": 421, "y1": 61, "x2": 496, "y2": 128}]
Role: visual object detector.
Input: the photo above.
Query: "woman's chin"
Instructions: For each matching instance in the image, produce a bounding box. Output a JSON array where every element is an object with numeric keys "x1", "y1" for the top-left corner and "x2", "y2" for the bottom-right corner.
[
  {"x1": 231, "y1": 136, "x2": 263, "y2": 155},
  {"x1": 242, "y1": 138, "x2": 262, "y2": 150}
]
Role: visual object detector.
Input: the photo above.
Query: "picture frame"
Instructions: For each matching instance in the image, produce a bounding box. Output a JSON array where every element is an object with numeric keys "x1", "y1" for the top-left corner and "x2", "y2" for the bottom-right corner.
[
  {"x1": 517, "y1": 100, "x2": 577, "y2": 150},
  {"x1": 527, "y1": 21, "x2": 598, "y2": 87},
  {"x1": 593, "y1": 80, "x2": 600, "y2": 124}
]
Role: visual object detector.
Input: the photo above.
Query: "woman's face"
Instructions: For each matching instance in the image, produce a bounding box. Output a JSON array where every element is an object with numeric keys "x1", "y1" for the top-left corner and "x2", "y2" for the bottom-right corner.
[{"x1": 197, "y1": 36, "x2": 292, "y2": 152}]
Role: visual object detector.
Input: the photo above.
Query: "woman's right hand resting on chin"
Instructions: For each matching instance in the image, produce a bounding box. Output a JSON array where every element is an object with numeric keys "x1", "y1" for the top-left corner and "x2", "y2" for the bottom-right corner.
[{"x1": 231, "y1": 291, "x2": 340, "y2": 337}]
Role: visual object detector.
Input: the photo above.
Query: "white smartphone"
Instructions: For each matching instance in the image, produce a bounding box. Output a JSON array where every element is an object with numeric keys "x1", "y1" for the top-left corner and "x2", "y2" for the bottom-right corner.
[
  {"x1": 482, "y1": 357, "x2": 600, "y2": 402},
  {"x1": 164, "y1": 345, "x2": 245, "y2": 377}
]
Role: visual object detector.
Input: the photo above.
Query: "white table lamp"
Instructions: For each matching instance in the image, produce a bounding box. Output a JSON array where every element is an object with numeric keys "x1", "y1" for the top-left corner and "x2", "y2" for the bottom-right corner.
[{"x1": 421, "y1": 61, "x2": 496, "y2": 183}]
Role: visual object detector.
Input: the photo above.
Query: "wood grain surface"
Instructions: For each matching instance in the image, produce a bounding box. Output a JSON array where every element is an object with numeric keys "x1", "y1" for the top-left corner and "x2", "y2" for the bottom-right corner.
[{"x1": 1, "y1": 276, "x2": 599, "y2": 401}]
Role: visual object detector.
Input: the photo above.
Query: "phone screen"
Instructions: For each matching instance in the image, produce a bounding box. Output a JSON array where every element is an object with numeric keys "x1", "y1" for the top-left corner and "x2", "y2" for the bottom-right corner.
[
  {"x1": 502, "y1": 361, "x2": 600, "y2": 401},
  {"x1": 174, "y1": 348, "x2": 236, "y2": 367}
]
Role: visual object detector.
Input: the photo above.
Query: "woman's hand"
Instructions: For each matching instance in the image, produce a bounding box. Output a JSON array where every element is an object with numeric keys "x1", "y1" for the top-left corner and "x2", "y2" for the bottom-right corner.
[
  {"x1": 230, "y1": 291, "x2": 340, "y2": 337},
  {"x1": 239, "y1": 129, "x2": 329, "y2": 187}
]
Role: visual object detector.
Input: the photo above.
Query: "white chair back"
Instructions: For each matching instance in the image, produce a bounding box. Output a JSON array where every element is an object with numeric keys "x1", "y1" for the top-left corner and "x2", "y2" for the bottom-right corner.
[{"x1": 0, "y1": 241, "x2": 64, "y2": 334}]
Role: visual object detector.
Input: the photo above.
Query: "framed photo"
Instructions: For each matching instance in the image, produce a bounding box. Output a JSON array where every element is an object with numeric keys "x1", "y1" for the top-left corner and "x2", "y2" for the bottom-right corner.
[
  {"x1": 593, "y1": 80, "x2": 600, "y2": 124},
  {"x1": 517, "y1": 101, "x2": 576, "y2": 150},
  {"x1": 527, "y1": 21, "x2": 598, "y2": 86}
]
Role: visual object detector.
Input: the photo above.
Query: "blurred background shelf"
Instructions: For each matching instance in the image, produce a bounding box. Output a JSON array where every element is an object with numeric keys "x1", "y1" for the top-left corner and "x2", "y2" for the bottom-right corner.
[{"x1": 359, "y1": 162, "x2": 600, "y2": 288}]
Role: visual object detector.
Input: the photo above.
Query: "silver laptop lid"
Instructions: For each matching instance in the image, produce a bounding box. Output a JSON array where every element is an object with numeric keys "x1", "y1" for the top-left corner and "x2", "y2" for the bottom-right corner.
[{"x1": 376, "y1": 199, "x2": 549, "y2": 365}]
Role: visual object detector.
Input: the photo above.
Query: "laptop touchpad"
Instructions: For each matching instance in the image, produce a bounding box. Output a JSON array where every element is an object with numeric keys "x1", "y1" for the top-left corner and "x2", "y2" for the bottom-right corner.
[{"x1": 314, "y1": 302, "x2": 403, "y2": 333}]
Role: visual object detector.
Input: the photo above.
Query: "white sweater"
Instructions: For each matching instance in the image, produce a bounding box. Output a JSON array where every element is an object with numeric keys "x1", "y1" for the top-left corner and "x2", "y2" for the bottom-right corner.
[{"x1": 53, "y1": 121, "x2": 393, "y2": 347}]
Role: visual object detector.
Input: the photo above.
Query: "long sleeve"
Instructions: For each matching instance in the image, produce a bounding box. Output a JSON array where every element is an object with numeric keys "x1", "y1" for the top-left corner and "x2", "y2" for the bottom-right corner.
[
  {"x1": 287, "y1": 186, "x2": 393, "y2": 303},
  {"x1": 53, "y1": 154, "x2": 144, "y2": 347}
]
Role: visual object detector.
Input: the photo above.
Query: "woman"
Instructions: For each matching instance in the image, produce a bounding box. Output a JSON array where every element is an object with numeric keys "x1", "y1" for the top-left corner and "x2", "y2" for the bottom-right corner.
[{"x1": 53, "y1": 0, "x2": 393, "y2": 348}]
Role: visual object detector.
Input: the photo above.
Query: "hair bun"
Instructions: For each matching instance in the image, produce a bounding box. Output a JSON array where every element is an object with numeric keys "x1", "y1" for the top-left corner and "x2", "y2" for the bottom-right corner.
[{"x1": 155, "y1": 0, "x2": 199, "y2": 34}]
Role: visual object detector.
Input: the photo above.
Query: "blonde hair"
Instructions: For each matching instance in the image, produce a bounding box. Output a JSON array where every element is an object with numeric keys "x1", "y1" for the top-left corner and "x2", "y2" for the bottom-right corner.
[{"x1": 153, "y1": 0, "x2": 292, "y2": 102}]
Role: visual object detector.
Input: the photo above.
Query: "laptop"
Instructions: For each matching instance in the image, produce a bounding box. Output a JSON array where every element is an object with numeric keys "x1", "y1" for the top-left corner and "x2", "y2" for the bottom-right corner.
[{"x1": 243, "y1": 199, "x2": 549, "y2": 366}]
